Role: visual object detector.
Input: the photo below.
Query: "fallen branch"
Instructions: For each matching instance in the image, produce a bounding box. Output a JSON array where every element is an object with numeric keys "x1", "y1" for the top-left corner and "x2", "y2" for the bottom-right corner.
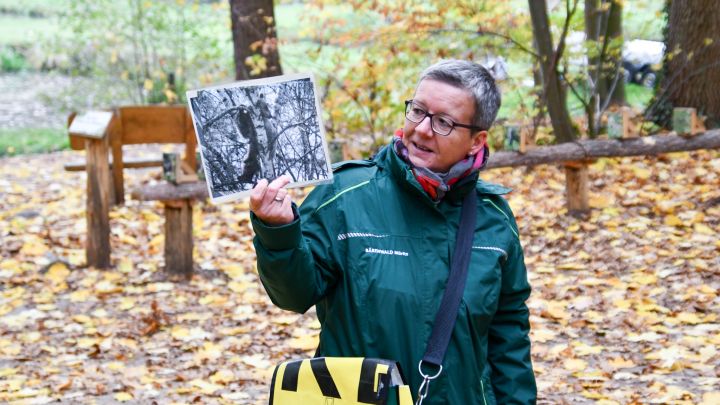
[{"x1": 486, "y1": 130, "x2": 720, "y2": 169}]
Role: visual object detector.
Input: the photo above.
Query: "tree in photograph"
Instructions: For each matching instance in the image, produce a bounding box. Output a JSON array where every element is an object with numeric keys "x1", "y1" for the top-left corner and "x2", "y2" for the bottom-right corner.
[
  {"x1": 229, "y1": 0, "x2": 283, "y2": 80},
  {"x1": 652, "y1": 0, "x2": 720, "y2": 128}
]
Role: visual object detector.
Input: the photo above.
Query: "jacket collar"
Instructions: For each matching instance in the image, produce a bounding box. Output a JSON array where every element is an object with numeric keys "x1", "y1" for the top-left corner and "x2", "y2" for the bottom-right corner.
[{"x1": 374, "y1": 143, "x2": 510, "y2": 206}]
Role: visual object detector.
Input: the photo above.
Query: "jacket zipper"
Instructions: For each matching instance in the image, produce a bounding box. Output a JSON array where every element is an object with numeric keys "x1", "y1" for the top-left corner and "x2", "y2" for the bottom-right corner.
[{"x1": 480, "y1": 380, "x2": 488, "y2": 405}]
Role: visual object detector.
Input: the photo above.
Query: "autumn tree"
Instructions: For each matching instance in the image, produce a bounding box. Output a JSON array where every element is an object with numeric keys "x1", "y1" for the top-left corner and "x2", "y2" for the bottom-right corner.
[
  {"x1": 585, "y1": 0, "x2": 624, "y2": 106},
  {"x1": 652, "y1": 0, "x2": 720, "y2": 128},
  {"x1": 528, "y1": 0, "x2": 575, "y2": 143},
  {"x1": 229, "y1": 0, "x2": 282, "y2": 80}
]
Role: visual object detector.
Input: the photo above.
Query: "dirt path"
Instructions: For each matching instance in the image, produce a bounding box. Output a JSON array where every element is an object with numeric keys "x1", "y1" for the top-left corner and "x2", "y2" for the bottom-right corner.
[{"x1": 0, "y1": 72, "x2": 78, "y2": 129}]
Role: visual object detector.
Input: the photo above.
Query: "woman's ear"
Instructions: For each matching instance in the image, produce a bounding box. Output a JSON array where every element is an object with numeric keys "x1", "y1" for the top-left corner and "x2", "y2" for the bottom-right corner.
[{"x1": 468, "y1": 130, "x2": 488, "y2": 156}]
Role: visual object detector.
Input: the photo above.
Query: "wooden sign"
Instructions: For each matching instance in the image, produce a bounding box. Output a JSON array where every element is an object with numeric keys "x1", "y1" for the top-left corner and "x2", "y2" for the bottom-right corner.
[
  {"x1": 607, "y1": 107, "x2": 636, "y2": 139},
  {"x1": 163, "y1": 153, "x2": 199, "y2": 184},
  {"x1": 504, "y1": 125, "x2": 535, "y2": 153},
  {"x1": 673, "y1": 107, "x2": 705, "y2": 136},
  {"x1": 68, "y1": 110, "x2": 114, "y2": 139}
]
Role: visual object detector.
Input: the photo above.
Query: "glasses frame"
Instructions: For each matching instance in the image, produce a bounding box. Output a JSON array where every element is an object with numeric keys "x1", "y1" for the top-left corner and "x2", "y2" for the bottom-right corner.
[{"x1": 404, "y1": 99, "x2": 484, "y2": 136}]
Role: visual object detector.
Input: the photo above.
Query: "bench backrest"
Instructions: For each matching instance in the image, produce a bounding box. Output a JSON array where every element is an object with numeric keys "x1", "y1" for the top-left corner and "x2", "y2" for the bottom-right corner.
[
  {"x1": 69, "y1": 106, "x2": 196, "y2": 150},
  {"x1": 68, "y1": 105, "x2": 198, "y2": 205}
]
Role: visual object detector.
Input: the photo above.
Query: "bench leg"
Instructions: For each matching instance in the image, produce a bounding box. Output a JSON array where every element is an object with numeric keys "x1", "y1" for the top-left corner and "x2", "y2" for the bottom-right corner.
[
  {"x1": 85, "y1": 138, "x2": 112, "y2": 269},
  {"x1": 164, "y1": 200, "x2": 193, "y2": 275}
]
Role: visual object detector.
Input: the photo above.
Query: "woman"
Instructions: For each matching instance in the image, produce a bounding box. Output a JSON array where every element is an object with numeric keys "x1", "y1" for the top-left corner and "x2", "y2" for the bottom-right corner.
[{"x1": 250, "y1": 59, "x2": 536, "y2": 404}]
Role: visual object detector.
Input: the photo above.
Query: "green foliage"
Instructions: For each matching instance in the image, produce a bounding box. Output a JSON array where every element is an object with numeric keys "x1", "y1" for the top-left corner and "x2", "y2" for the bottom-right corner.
[
  {"x1": 0, "y1": 128, "x2": 68, "y2": 156},
  {"x1": 40, "y1": 0, "x2": 232, "y2": 105},
  {"x1": 294, "y1": 0, "x2": 530, "y2": 150},
  {"x1": 0, "y1": 46, "x2": 28, "y2": 72}
]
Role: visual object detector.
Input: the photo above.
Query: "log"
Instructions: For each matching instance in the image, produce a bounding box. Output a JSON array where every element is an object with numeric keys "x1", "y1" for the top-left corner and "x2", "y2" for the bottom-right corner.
[
  {"x1": 486, "y1": 130, "x2": 720, "y2": 169},
  {"x1": 85, "y1": 137, "x2": 112, "y2": 269},
  {"x1": 64, "y1": 158, "x2": 164, "y2": 171},
  {"x1": 131, "y1": 181, "x2": 208, "y2": 202}
]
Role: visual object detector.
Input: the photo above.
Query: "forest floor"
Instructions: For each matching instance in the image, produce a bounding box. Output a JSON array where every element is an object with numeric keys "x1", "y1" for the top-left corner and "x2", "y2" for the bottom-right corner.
[{"x1": 1, "y1": 147, "x2": 719, "y2": 404}]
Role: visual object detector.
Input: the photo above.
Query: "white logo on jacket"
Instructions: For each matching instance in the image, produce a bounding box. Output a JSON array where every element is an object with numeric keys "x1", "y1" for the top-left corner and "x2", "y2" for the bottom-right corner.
[{"x1": 364, "y1": 247, "x2": 409, "y2": 257}]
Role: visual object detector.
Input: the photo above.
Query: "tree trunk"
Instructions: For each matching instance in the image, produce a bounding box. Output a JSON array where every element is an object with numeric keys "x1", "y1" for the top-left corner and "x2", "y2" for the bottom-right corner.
[
  {"x1": 655, "y1": 0, "x2": 720, "y2": 128},
  {"x1": 605, "y1": 1, "x2": 624, "y2": 105},
  {"x1": 528, "y1": 0, "x2": 576, "y2": 143},
  {"x1": 229, "y1": 0, "x2": 283, "y2": 80},
  {"x1": 585, "y1": 1, "x2": 625, "y2": 110}
]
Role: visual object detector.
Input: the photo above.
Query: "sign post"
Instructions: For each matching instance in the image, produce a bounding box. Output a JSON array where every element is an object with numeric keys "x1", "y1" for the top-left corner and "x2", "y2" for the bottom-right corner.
[{"x1": 69, "y1": 110, "x2": 114, "y2": 269}]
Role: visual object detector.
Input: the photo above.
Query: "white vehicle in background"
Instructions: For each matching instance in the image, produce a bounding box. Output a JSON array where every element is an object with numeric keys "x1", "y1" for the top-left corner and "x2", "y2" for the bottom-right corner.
[{"x1": 622, "y1": 39, "x2": 665, "y2": 87}]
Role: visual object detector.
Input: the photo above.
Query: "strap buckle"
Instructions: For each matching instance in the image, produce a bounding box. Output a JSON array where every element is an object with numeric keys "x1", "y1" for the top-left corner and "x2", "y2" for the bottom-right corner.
[{"x1": 415, "y1": 360, "x2": 443, "y2": 405}]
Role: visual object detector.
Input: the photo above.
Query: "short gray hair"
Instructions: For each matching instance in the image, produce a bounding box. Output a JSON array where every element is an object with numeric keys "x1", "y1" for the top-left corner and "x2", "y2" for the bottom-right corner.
[{"x1": 418, "y1": 59, "x2": 501, "y2": 132}]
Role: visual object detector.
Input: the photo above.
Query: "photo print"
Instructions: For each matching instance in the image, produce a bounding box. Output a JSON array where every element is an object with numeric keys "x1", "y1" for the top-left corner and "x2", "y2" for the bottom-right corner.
[{"x1": 187, "y1": 73, "x2": 333, "y2": 204}]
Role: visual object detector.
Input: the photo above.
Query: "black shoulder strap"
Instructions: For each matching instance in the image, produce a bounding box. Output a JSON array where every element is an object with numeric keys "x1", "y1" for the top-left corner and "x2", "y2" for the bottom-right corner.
[{"x1": 421, "y1": 190, "x2": 477, "y2": 367}]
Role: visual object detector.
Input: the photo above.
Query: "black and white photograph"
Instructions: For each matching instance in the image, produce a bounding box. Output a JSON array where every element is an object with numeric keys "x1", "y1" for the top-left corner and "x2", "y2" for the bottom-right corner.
[{"x1": 187, "y1": 73, "x2": 333, "y2": 204}]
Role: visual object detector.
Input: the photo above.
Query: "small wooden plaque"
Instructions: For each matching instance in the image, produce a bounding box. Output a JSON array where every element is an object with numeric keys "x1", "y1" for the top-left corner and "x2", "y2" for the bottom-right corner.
[
  {"x1": 163, "y1": 153, "x2": 198, "y2": 184},
  {"x1": 504, "y1": 125, "x2": 535, "y2": 153},
  {"x1": 607, "y1": 107, "x2": 636, "y2": 139},
  {"x1": 673, "y1": 107, "x2": 704, "y2": 136},
  {"x1": 68, "y1": 110, "x2": 114, "y2": 139}
]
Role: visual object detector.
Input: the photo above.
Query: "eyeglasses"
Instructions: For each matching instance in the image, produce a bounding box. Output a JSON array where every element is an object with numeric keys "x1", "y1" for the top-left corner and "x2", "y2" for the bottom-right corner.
[{"x1": 404, "y1": 99, "x2": 483, "y2": 136}]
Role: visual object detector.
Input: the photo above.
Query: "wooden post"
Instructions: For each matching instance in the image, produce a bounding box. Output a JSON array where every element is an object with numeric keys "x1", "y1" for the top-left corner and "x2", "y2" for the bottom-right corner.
[
  {"x1": 164, "y1": 200, "x2": 194, "y2": 275},
  {"x1": 564, "y1": 162, "x2": 589, "y2": 214},
  {"x1": 85, "y1": 137, "x2": 112, "y2": 269},
  {"x1": 110, "y1": 112, "x2": 124, "y2": 205}
]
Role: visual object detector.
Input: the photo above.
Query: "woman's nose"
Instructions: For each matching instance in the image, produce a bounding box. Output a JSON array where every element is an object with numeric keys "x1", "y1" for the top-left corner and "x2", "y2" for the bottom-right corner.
[{"x1": 415, "y1": 115, "x2": 434, "y2": 137}]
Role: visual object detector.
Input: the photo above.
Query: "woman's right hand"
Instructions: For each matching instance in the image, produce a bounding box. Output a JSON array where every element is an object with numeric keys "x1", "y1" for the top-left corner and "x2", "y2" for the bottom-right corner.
[{"x1": 249, "y1": 175, "x2": 295, "y2": 226}]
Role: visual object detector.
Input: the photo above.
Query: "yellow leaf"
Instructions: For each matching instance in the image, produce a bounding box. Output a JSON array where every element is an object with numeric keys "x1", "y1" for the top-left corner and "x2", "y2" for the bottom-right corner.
[
  {"x1": 287, "y1": 334, "x2": 319, "y2": 351},
  {"x1": 608, "y1": 357, "x2": 635, "y2": 369},
  {"x1": 664, "y1": 215, "x2": 683, "y2": 227},
  {"x1": 20, "y1": 238, "x2": 48, "y2": 256},
  {"x1": 114, "y1": 392, "x2": 133, "y2": 402},
  {"x1": 105, "y1": 361, "x2": 126, "y2": 371},
  {"x1": 564, "y1": 358, "x2": 587, "y2": 372},
  {"x1": 190, "y1": 378, "x2": 223, "y2": 395},
  {"x1": 46, "y1": 262, "x2": 70, "y2": 284},
  {"x1": 209, "y1": 369, "x2": 235, "y2": 385},
  {"x1": 557, "y1": 262, "x2": 584, "y2": 271},
  {"x1": 701, "y1": 392, "x2": 720, "y2": 405},
  {"x1": 119, "y1": 297, "x2": 136, "y2": 310},
  {"x1": 0, "y1": 367, "x2": 18, "y2": 377},
  {"x1": 694, "y1": 223, "x2": 715, "y2": 235}
]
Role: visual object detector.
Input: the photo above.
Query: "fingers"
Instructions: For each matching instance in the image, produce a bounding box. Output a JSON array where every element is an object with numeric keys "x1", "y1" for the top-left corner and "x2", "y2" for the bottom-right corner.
[
  {"x1": 249, "y1": 175, "x2": 295, "y2": 226},
  {"x1": 249, "y1": 178, "x2": 269, "y2": 212}
]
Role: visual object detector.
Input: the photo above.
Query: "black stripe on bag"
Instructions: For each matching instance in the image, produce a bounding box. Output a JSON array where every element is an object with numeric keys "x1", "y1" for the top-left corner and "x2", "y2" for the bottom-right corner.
[
  {"x1": 357, "y1": 358, "x2": 389, "y2": 403},
  {"x1": 310, "y1": 358, "x2": 341, "y2": 398},
  {"x1": 269, "y1": 365, "x2": 278, "y2": 404},
  {"x1": 281, "y1": 360, "x2": 302, "y2": 392}
]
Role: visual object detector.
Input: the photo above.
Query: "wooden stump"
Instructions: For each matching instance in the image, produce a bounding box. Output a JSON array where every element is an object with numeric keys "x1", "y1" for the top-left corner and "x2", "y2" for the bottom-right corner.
[
  {"x1": 132, "y1": 182, "x2": 207, "y2": 276},
  {"x1": 564, "y1": 162, "x2": 589, "y2": 214},
  {"x1": 85, "y1": 137, "x2": 112, "y2": 269},
  {"x1": 164, "y1": 200, "x2": 194, "y2": 275}
]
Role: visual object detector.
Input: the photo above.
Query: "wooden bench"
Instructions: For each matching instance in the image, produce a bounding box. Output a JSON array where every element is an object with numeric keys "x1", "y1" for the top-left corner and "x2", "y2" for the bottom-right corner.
[
  {"x1": 131, "y1": 181, "x2": 208, "y2": 275},
  {"x1": 66, "y1": 106, "x2": 198, "y2": 205}
]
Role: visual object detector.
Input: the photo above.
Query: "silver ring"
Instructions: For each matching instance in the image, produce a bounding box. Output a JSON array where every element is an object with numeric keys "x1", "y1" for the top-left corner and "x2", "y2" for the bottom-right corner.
[{"x1": 274, "y1": 196, "x2": 284, "y2": 202}]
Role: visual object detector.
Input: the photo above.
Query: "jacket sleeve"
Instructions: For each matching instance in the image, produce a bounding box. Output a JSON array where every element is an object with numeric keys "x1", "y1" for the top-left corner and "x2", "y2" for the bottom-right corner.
[
  {"x1": 487, "y1": 206, "x2": 537, "y2": 404},
  {"x1": 251, "y1": 184, "x2": 341, "y2": 314}
]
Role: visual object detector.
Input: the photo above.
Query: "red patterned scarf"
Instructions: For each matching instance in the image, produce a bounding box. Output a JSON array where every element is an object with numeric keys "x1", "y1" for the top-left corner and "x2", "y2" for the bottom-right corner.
[{"x1": 392, "y1": 129, "x2": 488, "y2": 201}]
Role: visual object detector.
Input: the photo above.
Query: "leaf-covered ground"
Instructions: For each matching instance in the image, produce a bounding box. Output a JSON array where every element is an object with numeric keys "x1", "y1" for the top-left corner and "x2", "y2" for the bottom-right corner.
[{"x1": 1, "y1": 148, "x2": 719, "y2": 404}]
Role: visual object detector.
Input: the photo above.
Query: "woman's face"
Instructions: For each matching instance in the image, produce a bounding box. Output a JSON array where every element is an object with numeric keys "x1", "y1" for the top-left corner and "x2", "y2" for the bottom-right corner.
[{"x1": 401, "y1": 79, "x2": 486, "y2": 173}]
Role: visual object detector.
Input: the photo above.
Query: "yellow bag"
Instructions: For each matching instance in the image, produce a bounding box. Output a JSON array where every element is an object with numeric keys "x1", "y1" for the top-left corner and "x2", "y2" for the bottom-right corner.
[{"x1": 269, "y1": 357, "x2": 413, "y2": 405}]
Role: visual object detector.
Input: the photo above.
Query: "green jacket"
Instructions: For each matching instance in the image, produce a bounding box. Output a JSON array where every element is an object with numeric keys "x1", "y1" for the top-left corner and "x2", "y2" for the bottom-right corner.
[{"x1": 252, "y1": 145, "x2": 536, "y2": 404}]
